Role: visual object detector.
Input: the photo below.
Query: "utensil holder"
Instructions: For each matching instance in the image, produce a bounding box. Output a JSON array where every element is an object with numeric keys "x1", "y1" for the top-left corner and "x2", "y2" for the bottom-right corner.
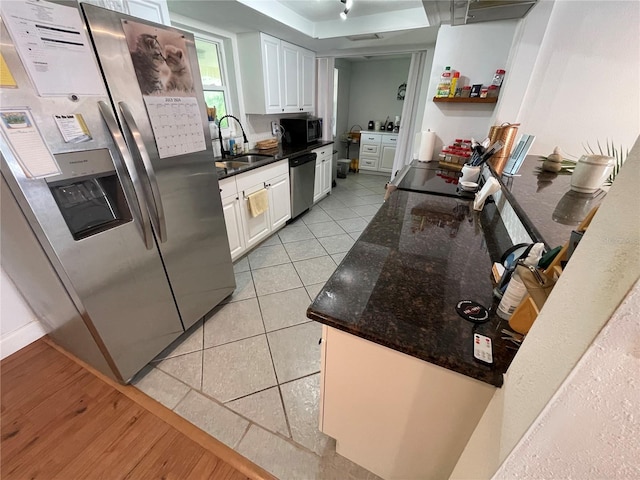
[{"x1": 460, "y1": 164, "x2": 481, "y2": 183}]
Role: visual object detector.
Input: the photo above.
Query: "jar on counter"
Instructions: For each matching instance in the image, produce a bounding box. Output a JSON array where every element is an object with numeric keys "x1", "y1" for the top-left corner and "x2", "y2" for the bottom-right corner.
[
  {"x1": 487, "y1": 85, "x2": 499, "y2": 98},
  {"x1": 480, "y1": 87, "x2": 489, "y2": 98},
  {"x1": 461, "y1": 86, "x2": 472, "y2": 98},
  {"x1": 492, "y1": 69, "x2": 506, "y2": 87}
]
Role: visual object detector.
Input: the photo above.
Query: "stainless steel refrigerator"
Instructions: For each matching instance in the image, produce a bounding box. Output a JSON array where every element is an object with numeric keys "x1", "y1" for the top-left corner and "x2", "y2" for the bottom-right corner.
[{"x1": 0, "y1": 1, "x2": 235, "y2": 382}]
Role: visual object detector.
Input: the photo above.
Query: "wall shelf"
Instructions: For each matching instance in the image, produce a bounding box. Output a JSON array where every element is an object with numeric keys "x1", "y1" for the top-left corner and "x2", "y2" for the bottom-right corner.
[{"x1": 433, "y1": 96, "x2": 498, "y2": 104}]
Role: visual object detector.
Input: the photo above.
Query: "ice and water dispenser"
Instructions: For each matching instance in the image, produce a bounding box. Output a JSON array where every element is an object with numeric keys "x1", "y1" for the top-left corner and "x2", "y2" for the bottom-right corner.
[{"x1": 46, "y1": 149, "x2": 131, "y2": 240}]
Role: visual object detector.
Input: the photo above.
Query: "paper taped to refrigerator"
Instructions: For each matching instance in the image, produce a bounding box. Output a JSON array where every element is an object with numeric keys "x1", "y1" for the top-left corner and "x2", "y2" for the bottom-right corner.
[
  {"x1": 0, "y1": 0, "x2": 106, "y2": 96},
  {"x1": 144, "y1": 96, "x2": 206, "y2": 159},
  {"x1": 0, "y1": 109, "x2": 61, "y2": 178},
  {"x1": 53, "y1": 114, "x2": 92, "y2": 143}
]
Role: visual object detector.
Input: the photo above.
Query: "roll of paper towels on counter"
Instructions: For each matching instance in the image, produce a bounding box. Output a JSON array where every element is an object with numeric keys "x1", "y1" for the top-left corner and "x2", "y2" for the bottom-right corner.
[{"x1": 416, "y1": 130, "x2": 436, "y2": 162}]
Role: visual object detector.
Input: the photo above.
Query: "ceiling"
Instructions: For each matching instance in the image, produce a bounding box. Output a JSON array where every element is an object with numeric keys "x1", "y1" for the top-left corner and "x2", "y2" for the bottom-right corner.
[
  {"x1": 167, "y1": 0, "x2": 437, "y2": 58},
  {"x1": 167, "y1": 0, "x2": 535, "y2": 58}
]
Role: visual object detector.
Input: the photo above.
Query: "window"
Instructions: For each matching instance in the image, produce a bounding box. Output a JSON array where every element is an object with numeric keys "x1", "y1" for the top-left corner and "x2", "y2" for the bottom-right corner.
[{"x1": 194, "y1": 37, "x2": 230, "y2": 129}]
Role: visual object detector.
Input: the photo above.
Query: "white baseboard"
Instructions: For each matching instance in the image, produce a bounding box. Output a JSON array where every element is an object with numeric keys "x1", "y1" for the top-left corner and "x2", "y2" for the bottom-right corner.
[{"x1": 0, "y1": 320, "x2": 47, "y2": 360}]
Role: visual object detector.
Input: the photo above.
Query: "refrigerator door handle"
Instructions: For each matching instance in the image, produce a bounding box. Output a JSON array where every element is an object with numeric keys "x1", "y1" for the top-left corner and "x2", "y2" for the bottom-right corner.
[
  {"x1": 98, "y1": 101, "x2": 154, "y2": 250},
  {"x1": 118, "y1": 102, "x2": 168, "y2": 243}
]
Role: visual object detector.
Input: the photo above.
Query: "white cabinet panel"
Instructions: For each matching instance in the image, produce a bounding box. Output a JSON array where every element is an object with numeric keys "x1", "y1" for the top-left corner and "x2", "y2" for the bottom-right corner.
[
  {"x1": 300, "y1": 49, "x2": 316, "y2": 112},
  {"x1": 321, "y1": 155, "x2": 332, "y2": 196},
  {"x1": 312, "y1": 146, "x2": 332, "y2": 203},
  {"x1": 222, "y1": 196, "x2": 245, "y2": 261},
  {"x1": 82, "y1": 0, "x2": 170, "y2": 24},
  {"x1": 313, "y1": 157, "x2": 323, "y2": 203},
  {"x1": 268, "y1": 173, "x2": 291, "y2": 230},
  {"x1": 359, "y1": 156, "x2": 379, "y2": 171},
  {"x1": 380, "y1": 146, "x2": 396, "y2": 172},
  {"x1": 261, "y1": 35, "x2": 283, "y2": 114},
  {"x1": 240, "y1": 182, "x2": 271, "y2": 249},
  {"x1": 281, "y1": 42, "x2": 300, "y2": 112},
  {"x1": 321, "y1": 326, "x2": 496, "y2": 480},
  {"x1": 238, "y1": 33, "x2": 283, "y2": 115}
]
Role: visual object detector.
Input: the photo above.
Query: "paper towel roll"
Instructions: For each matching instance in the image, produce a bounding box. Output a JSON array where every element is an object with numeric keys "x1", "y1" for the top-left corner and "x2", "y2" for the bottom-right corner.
[{"x1": 417, "y1": 130, "x2": 436, "y2": 162}]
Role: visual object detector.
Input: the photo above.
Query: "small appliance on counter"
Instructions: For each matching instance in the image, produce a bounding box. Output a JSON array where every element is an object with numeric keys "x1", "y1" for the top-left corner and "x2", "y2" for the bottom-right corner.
[{"x1": 280, "y1": 117, "x2": 323, "y2": 145}]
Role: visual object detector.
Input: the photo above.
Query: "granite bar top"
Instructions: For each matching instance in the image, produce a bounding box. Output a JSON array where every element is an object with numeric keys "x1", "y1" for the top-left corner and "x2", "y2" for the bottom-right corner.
[
  {"x1": 216, "y1": 140, "x2": 334, "y2": 179},
  {"x1": 307, "y1": 189, "x2": 517, "y2": 387},
  {"x1": 492, "y1": 155, "x2": 606, "y2": 248}
]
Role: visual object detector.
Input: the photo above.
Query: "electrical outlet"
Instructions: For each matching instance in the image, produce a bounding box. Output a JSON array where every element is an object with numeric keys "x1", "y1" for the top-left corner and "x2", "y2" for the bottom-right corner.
[{"x1": 271, "y1": 121, "x2": 278, "y2": 136}]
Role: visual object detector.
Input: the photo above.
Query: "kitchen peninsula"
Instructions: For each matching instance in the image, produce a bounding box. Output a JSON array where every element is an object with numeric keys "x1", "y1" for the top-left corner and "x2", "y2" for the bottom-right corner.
[
  {"x1": 307, "y1": 156, "x2": 594, "y2": 479},
  {"x1": 307, "y1": 157, "x2": 605, "y2": 479}
]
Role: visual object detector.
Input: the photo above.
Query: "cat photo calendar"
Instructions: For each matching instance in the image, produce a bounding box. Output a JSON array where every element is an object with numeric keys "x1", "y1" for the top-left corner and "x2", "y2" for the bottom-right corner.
[{"x1": 122, "y1": 19, "x2": 206, "y2": 159}]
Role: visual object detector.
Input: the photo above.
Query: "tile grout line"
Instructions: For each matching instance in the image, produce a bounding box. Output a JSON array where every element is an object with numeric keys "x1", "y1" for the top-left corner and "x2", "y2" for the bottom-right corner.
[{"x1": 252, "y1": 286, "x2": 294, "y2": 440}]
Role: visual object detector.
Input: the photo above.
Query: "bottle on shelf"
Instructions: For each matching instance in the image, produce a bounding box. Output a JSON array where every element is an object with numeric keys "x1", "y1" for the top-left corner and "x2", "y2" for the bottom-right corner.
[
  {"x1": 448, "y1": 71, "x2": 460, "y2": 98},
  {"x1": 436, "y1": 66, "x2": 453, "y2": 98}
]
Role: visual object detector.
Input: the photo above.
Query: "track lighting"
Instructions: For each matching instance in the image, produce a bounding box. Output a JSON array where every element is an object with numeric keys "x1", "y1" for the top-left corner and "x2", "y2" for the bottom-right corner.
[{"x1": 339, "y1": 0, "x2": 352, "y2": 19}]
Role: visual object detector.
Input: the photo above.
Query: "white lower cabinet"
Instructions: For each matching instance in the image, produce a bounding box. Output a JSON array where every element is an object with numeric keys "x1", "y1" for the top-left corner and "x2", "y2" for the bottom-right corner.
[
  {"x1": 380, "y1": 145, "x2": 396, "y2": 172},
  {"x1": 267, "y1": 172, "x2": 291, "y2": 230},
  {"x1": 359, "y1": 132, "x2": 397, "y2": 174},
  {"x1": 312, "y1": 145, "x2": 332, "y2": 203},
  {"x1": 239, "y1": 181, "x2": 272, "y2": 249},
  {"x1": 320, "y1": 325, "x2": 496, "y2": 480},
  {"x1": 219, "y1": 177, "x2": 245, "y2": 261},
  {"x1": 219, "y1": 160, "x2": 291, "y2": 261},
  {"x1": 221, "y1": 195, "x2": 245, "y2": 260}
]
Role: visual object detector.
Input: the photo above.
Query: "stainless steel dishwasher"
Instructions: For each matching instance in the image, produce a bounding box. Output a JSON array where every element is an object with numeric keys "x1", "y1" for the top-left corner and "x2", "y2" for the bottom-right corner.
[{"x1": 289, "y1": 152, "x2": 317, "y2": 220}]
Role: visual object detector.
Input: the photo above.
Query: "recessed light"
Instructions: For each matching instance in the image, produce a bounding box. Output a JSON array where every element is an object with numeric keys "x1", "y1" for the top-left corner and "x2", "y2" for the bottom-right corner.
[{"x1": 340, "y1": 10, "x2": 348, "y2": 20}]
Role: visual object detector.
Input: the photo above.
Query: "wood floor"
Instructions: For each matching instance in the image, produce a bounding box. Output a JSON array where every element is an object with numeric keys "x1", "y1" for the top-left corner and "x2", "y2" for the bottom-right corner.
[{"x1": 1, "y1": 338, "x2": 275, "y2": 480}]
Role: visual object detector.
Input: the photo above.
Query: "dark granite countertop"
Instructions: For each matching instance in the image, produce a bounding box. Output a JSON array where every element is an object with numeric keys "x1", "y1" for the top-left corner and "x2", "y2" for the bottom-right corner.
[
  {"x1": 216, "y1": 140, "x2": 335, "y2": 179},
  {"x1": 492, "y1": 155, "x2": 606, "y2": 248},
  {"x1": 307, "y1": 189, "x2": 518, "y2": 387}
]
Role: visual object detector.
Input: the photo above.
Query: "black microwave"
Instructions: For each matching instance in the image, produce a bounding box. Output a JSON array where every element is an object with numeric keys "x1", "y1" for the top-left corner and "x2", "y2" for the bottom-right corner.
[{"x1": 280, "y1": 117, "x2": 323, "y2": 145}]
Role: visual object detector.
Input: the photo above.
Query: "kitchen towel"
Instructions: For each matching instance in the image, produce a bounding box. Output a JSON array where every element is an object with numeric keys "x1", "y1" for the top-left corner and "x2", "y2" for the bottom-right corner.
[
  {"x1": 417, "y1": 130, "x2": 436, "y2": 162},
  {"x1": 247, "y1": 188, "x2": 268, "y2": 218}
]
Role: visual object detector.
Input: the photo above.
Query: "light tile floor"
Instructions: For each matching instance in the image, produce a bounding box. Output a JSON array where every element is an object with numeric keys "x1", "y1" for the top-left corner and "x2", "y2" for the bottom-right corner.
[{"x1": 133, "y1": 171, "x2": 388, "y2": 480}]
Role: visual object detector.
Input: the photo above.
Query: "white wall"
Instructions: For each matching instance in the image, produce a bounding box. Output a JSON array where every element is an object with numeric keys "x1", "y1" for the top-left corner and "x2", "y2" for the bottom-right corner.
[
  {"x1": 493, "y1": 0, "x2": 640, "y2": 157},
  {"x1": 0, "y1": 268, "x2": 47, "y2": 359},
  {"x1": 346, "y1": 57, "x2": 411, "y2": 131},
  {"x1": 420, "y1": 21, "x2": 518, "y2": 152},
  {"x1": 493, "y1": 278, "x2": 640, "y2": 479}
]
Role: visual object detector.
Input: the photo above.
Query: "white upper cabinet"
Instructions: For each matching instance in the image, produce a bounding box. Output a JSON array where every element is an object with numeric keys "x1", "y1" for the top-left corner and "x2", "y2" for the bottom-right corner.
[
  {"x1": 281, "y1": 42, "x2": 301, "y2": 112},
  {"x1": 300, "y1": 48, "x2": 315, "y2": 112},
  {"x1": 238, "y1": 33, "x2": 315, "y2": 115},
  {"x1": 238, "y1": 33, "x2": 283, "y2": 115},
  {"x1": 82, "y1": 0, "x2": 171, "y2": 25},
  {"x1": 281, "y1": 41, "x2": 315, "y2": 113}
]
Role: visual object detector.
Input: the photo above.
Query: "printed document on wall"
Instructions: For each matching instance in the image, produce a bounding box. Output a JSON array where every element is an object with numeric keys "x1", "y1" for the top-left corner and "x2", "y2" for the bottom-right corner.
[{"x1": 0, "y1": 0, "x2": 106, "y2": 96}]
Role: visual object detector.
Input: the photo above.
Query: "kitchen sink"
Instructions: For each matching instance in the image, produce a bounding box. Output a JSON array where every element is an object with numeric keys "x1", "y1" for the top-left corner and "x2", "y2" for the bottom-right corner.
[
  {"x1": 215, "y1": 160, "x2": 248, "y2": 170},
  {"x1": 231, "y1": 154, "x2": 273, "y2": 163}
]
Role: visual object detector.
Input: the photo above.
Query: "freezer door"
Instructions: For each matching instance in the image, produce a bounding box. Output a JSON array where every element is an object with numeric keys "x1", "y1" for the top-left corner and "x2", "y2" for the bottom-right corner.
[
  {"x1": 0, "y1": 17, "x2": 183, "y2": 382},
  {"x1": 82, "y1": 4, "x2": 235, "y2": 329}
]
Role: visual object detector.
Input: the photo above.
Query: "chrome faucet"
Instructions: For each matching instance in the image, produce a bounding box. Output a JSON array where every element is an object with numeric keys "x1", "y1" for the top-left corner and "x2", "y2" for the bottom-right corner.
[{"x1": 218, "y1": 115, "x2": 249, "y2": 159}]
